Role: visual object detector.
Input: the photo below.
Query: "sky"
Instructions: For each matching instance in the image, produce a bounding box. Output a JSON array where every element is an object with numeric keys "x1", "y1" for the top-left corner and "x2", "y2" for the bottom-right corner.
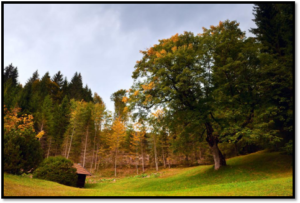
[{"x1": 4, "y1": 3, "x2": 256, "y2": 113}]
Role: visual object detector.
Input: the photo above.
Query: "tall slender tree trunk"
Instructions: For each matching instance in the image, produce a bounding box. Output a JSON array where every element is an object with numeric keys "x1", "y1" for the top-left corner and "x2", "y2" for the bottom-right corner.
[
  {"x1": 141, "y1": 142, "x2": 144, "y2": 173},
  {"x1": 114, "y1": 149, "x2": 118, "y2": 177},
  {"x1": 91, "y1": 126, "x2": 97, "y2": 172},
  {"x1": 67, "y1": 127, "x2": 75, "y2": 159},
  {"x1": 95, "y1": 144, "x2": 98, "y2": 171},
  {"x1": 153, "y1": 134, "x2": 158, "y2": 172},
  {"x1": 97, "y1": 153, "x2": 101, "y2": 172},
  {"x1": 162, "y1": 146, "x2": 166, "y2": 168},
  {"x1": 136, "y1": 147, "x2": 139, "y2": 175},
  {"x1": 205, "y1": 122, "x2": 226, "y2": 170},
  {"x1": 83, "y1": 127, "x2": 89, "y2": 168}
]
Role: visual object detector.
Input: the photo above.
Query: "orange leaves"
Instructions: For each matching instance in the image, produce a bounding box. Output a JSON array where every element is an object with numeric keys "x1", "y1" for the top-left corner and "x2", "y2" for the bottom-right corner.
[
  {"x1": 110, "y1": 117, "x2": 126, "y2": 150},
  {"x1": 152, "y1": 109, "x2": 164, "y2": 119},
  {"x1": 155, "y1": 49, "x2": 167, "y2": 58},
  {"x1": 122, "y1": 96, "x2": 129, "y2": 103},
  {"x1": 112, "y1": 117, "x2": 126, "y2": 136},
  {"x1": 18, "y1": 114, "x2": 35, "y2": 133},
  {"x1": 142, "y1": 81, "x2": 155, "y2": 92},
  {"x1": 160, "y1": 49, "x2": 167, "y2": 55},
  {"x1": 171, "y1": 33, "x2": 179, "y2": 43},
  {"x1": 4, "y1": 106, "x2": 35, "y2": 134},
  {"x1": 133, "y1": 90, "x2": 139, "y2": 96},
  {"x1": 156, "y1": 52, "x2": 162, "y2": 58},
  {"x1": 136, "y1": 60, "x2": 141, "y2": 64},
  {"x1": 4, "y1": 107, "x2": 21, "y2": 132},
  {"x1": 147, "y1": 47, "x2": 155, "y2": 56},
  {"x1": 131, "y1": 122, "x2": 146, "y2": 147},
  {"x1": 143, "y1": 94, "x2": 153, "y2": 105},
  {"x1": 126, "y1": 88, "x2": 133, "y2": 93},
  {"x1": 123, "y1": 106, "x2": 129, "y2": 113},
  {"x1": 218, "y1": 21, "x2": 223, "y2": 29},
  {"x1": 188, "y1": 43, "x2": 193, "y2": 50},
  {"x1": 171, "y1": 46, "x2": 177, "y2": 53}
]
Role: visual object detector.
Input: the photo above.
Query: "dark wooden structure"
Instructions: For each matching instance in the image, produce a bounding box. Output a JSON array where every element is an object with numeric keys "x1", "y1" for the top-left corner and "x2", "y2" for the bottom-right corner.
[{"x1": 73, "y1": 163, "x2": 92, "y2": 188}]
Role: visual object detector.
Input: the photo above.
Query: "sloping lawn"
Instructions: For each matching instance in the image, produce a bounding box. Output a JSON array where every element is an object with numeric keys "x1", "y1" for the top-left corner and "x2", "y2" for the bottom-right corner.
[{"x1": 4, "y1": 150, "x2": 293, "y2": 197}]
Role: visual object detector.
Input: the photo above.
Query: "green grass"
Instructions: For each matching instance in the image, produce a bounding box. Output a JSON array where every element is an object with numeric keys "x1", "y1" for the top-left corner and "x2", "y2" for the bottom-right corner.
[{"x1": 4, "y1": 150, "x2": 293, "y2": 197}]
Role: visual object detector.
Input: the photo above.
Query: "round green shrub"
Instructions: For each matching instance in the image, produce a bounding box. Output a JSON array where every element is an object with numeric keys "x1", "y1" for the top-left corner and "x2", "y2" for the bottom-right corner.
[
  {"x1": 33, "y1": 156, "x2": 77, "y2": 187},
  {"x1": 4, "y1": 128, "x2": 43, "y2": 175}
]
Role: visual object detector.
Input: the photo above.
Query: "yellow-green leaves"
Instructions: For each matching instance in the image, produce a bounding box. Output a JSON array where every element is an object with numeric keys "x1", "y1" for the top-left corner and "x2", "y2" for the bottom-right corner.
[{"x1": 110, "y1": 117, "x2": 126, "y2": 151}]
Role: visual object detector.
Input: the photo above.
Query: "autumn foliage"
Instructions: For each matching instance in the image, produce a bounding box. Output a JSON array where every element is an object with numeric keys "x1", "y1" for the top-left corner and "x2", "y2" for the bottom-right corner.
[{"x1": 4, "y1": 106, "x2": 43, "y2": 174}]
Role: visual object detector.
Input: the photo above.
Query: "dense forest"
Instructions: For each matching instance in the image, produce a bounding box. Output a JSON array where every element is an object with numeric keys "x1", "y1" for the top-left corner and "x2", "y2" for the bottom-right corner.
[{"x1": 3, "y1": 3, "x2": 294, "y2": 177}]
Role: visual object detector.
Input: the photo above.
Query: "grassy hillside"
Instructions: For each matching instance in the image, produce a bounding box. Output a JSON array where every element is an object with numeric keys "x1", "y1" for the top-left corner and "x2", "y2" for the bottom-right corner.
[{"x1": 4, "y1": 150, "x2": 293, "y2": 197}]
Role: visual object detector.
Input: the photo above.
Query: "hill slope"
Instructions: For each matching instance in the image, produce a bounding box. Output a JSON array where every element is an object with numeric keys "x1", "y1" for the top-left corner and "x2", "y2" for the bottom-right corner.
[{"x1": 4, "y1": 150, "x2": 293, "y2": 197}]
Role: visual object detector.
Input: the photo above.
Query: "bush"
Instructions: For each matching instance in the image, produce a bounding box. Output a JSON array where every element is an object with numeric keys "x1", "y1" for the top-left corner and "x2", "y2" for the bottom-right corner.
[
  {"x1": 4, "y1": 128, "x2": 43, "y2": 175},
  {"x1": 33, "y1": 156, "x2": 77, "y2": 187}
]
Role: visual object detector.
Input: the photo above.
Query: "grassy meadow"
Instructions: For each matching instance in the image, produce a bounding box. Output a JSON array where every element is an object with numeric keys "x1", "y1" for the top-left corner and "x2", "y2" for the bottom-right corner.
[{"x1": 4, "y1": 150, "x2": 293, "y2": 197}]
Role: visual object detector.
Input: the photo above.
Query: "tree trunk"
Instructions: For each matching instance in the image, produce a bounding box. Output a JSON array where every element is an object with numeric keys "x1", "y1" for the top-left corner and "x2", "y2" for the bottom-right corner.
[
  {"x1": 67, "y1": 127, "x2": 75, "y2": 159},
  {"x1": 153, "y1": 134, "x2": 158, "y2": 172},
  {"x1": 136, "y1": 147, "x2": 139, "y2": 175},
  {"x1": 91, "y1": 126, "x2": 97, "y2": 172},
  {"x1": 162, "y1": 146, "x2": 166, "y2": 168},
  {"x1": 83, "y1": 127, "x2": 89, "y2": 168},
  {"x1": 141, "y1": 143, "x2": 145, "y2": 173},
  {"x1": 95, "y1": 144, "x2": 98, "y2": 171},
  {"x1": 115, "y1": 149, "x2": 118, "y2": 177},
  {"x1": 97, "y1": 153, "x2": 101, "y2": 171},
  {"x1": 205, "y1": 122, "x2": 226, "y2": 170},
  {"x1": 129, "y1": 157, "x2": 131, "y2": 169}
]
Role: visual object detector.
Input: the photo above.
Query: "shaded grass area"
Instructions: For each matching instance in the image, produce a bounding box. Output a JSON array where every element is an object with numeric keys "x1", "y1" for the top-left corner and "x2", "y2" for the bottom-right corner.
[{"x1": 4, "y1": 150, "x2": 293, "y2": 197}]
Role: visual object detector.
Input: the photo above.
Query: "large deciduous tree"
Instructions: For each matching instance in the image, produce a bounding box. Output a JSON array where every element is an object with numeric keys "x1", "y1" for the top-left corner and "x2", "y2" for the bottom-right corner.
[{"x1": 128, "y1": 20, "x2": 277, "y2": 170}]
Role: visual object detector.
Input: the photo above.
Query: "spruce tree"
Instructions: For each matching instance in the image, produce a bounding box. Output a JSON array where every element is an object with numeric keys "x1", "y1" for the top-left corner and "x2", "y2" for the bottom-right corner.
[
  {"x1": 69, "y1": 72, "x2": 84, "y2": 101},
  {"x1": 3, "y1": 64, "x2": 21, "y2": 109},
  {"x1": 52, "y1": 71, "x2": 64, "y2": 89},
  {"x1": 4, "y1": 64, "x2": 19, "y2": 86},
  {"x1": 250, "y1": 3, "x2": 294, "y2": 144}
]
